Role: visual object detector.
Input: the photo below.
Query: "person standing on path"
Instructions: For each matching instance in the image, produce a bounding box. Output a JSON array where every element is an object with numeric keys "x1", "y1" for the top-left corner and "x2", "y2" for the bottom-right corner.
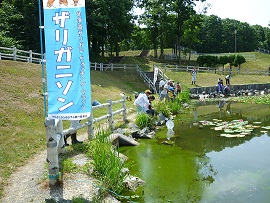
[{"x1": 191, "y1": 68, "x2": 197, "y2": 85}]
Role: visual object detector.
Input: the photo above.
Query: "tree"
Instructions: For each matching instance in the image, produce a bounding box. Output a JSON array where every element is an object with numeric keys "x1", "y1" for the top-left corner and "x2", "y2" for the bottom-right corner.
[
  {"x1": 181, "y1": 14, "x2": 202, "y2": 65},
  {"x1": 196, "y1": 55, "x2": 207, "y2": 66},
  {"x1": 195, "y1": 15, "x2": 223, "y2": 53},
  {"x1": 218, "y1": 55, "x2": 228, "y2": 71},
  {"x1": 234, "y1": 54, "x2": 246, "y2": 72},
  {"x1": 129, "y1": 26, "x2": 152, "y2": 50},
  {"x1": 228, "y1": 54, "x2": 236, "y2": 73},
  {"x1": 0, "y1": 1, "x2": 23, "y2": 48},
  {"x1": 86, "y1": 0, "x2": 134, "y2": 58},
  {"x1": 204, "y1": 55, "x2": 218, "y2": 67}
]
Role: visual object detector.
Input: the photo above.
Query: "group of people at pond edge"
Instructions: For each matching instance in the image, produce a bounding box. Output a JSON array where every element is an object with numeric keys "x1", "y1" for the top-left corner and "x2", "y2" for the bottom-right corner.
[
  {"x1": 190, "y1": 67, "x2": 232, "y2": 97},
  {"x1": 217, "y1": 74, "x2": 231, "y2": 96},
  {"x1": 159, "y1": 78, "x2": 181, "y2": 101},
  {"x1": 134, "y1": 79, "x2": 182, "y2": 115}
]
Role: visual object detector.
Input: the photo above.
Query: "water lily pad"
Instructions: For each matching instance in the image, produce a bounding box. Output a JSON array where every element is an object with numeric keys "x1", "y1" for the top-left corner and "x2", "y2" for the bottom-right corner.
[
  {"x1": 224, "y1": 129, "x2": 235, "y2": 133},
  {"x1": 240, "y1": 132, "x2": 249, "y2": 136},
  {"x1": 235, "y1": 134, "x2": 246, "y2": 137},
  {"x1": 214, "y1": 126, "x2": 224, "y2": 131},
  {"x1": 262, "y1": 126, "x2": 270, "y2": 130}
]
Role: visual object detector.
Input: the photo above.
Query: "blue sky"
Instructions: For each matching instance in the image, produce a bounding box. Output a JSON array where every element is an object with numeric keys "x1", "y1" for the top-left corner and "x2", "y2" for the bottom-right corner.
[{"x1": 195, "y1": 0, "x2": 270, "y2": 27}]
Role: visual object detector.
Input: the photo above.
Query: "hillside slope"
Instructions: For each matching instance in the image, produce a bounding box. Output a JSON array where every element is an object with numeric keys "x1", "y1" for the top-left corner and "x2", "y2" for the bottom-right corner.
[{"x1": 0, "y1": 60, "x2": 147, "y2": 196}]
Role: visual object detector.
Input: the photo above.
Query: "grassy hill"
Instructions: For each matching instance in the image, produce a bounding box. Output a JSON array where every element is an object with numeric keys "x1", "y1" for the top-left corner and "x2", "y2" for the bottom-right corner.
[{"x1": 0, "y1": 51, "x2": 269, "y2": 197}]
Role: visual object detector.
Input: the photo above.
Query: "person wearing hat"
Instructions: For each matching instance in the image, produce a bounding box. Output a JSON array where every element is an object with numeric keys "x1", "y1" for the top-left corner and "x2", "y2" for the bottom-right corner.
[
  {"x1": 191, "y1": 68, "x2": 197, "y2": 85},
  {"x1": 160, "y1": 80, "x2": 172, "y2": 101},
  {"x1": 134, "y1": 89, "x2": 152, "y2": 114}
]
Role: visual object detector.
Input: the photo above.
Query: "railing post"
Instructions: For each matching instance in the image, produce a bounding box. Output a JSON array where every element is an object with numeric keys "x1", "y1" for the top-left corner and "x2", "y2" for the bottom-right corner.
[
  {"x1": 88, "y1": 108, "x2": 95, "y2": 139},
  {"x1": 94, "y1": 62, "x2": 97, "y2": 70},
  {"x1": 44, "y1": 118, "x2": 65, "y2": 186},
  {"x1": 13, "y1": 47, "x2": 17, "y2": 61},
  {"x1": 122, "y1": 96, "x2": 127, "y2": 122},
  {"x1": 107, "y1": 99, "x2": 114, "y2": 131},
  {"x1": 111, "y1": 63, "x2": 113, "y2": 71},
  {"x1": 29, "y1": 50, "x2": 33, "y2": 63},
  {"x1": 124, "y1": 63, "x2": 126, "y2": 71}
]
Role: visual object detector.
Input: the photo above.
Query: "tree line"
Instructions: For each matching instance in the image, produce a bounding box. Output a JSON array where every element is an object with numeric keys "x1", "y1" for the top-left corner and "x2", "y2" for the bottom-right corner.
[
  {"x1": 197, "y1": 54, "x2": 246, "y2": 70},
  {"x1": 0, "y1": 0, "x2": 269, "y2": 62}
]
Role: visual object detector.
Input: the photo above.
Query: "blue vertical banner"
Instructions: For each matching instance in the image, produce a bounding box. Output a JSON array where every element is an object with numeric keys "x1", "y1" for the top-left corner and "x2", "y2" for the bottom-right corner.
[{"x1": 43, "y1": 0, "x2": 91, "y2": 120}]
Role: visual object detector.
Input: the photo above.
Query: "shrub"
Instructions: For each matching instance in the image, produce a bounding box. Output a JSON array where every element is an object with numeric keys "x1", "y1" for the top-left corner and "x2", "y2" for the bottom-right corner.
[
  {"x1": 175, "y1": 91, "x2": 190, "y2": 103},
  {"x1": 135, "y1": 113, "x2": 156, "y2": 129},
  {"x1": 153, "y1": 101, "x2": 171, "y2": 118}
]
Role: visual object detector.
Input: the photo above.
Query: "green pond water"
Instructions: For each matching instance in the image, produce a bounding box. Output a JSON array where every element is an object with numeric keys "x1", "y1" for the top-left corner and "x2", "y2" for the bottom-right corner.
[{"x1": 120, "y1": 101, "x2": 270, "y2": 203}]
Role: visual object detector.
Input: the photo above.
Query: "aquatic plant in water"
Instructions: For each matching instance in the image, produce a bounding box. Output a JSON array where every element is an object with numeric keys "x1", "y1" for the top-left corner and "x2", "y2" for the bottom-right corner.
[{"x1": 199, "y1": 119, "x2": 270, "y2": 138}]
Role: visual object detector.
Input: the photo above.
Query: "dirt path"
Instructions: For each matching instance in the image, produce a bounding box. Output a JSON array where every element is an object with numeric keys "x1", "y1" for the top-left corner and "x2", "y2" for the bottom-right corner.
[
  {"x1": 0, "y1": 133, "x2": 104, "y2": 203},
  {"x1": 1, "y1": 113, "x2": 137, "y2": 203}
]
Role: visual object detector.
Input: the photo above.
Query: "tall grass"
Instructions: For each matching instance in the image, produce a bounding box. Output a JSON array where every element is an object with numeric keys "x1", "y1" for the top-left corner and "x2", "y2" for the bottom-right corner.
[
  {"x1": 85, "y1": 130, "x2": 127, "y2": 196},
  {"x1": 153, "y1": 101, "x2": 171, "y2": 118},
  {"x1": 135, "y1": 113, "x2": 156, "y2": 129}
]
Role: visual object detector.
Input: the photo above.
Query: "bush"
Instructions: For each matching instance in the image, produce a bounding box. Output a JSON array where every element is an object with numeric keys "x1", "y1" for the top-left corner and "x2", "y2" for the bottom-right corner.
[
  {"x1": 135, "y1": 113, "x2": 156, "y2": 129},
  {"x1": 175, "y1": 91, "x2": 190, "y2": 103},
  {"x1": 152, "y1": 101, "x2": 171, "y2": 118}
]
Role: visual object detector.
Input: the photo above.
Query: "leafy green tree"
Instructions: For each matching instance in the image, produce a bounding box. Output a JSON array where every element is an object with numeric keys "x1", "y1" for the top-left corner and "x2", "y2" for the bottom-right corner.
[
  {"x1": 106, "y1": 0, "x2": 133, "y2": 57},
  {"x1": 196, "y1": 55, "x2": 207, "y2": 66},
  {"x1": 0, "y1": 31, "x2": 17, "y2": 47},
  {"x1": 130, "y1": 26, "x2": 151, "y2": 50},
  {"x1": 171, "y1": 0, "x2": 202, "y2": 64},
  {"x1": 196, "y1": 15, "x2": 223, "y2": 53},
  {"x1": 205, "y1": 55, "x2": 218, "y2": 67},
  {"x1": 138, "y1": 0, "x2": 167, "y2": 58},
  {"x1": 86, "y1": 0, "x2": 133, "y2": 58},
  {"x1": 218, "y1": 55, "x2": 228, "y2": 68},
  {"x1": 234, "y1": 54, "x2": 246, "y2": 72},
  {"x1": 0, "y1": 1, "x2": 23, "y2": 48},
  {"x1": 228, "y1": 54, "x2": 236, "y2": 71},
  {"x1": 251, "y1": 25, "x2": 266, "y2": 48},
  {"x1": 181, "y1": 14, "x2": 202, "y2": 65},
  {"x1": 235, "y1": 22, "x2": 256, "y2": 52}
]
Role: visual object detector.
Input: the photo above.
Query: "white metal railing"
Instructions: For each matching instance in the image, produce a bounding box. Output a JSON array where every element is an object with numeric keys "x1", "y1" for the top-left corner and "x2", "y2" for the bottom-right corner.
[
  {"x1": 62, "y1": 97, "x2": 127, "y2": 137},
  {"x1": 0, "y1": 46, "x2": 44, "y2": 63},
  {"x1": 45, "y1": 96, "x2": 127, "y2": 185}
]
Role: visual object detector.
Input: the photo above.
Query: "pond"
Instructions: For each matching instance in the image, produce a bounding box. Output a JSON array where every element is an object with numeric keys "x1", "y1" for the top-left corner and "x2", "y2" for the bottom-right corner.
[{"x1": 120, "y1": 101, "x2": 270, "y2": 203}]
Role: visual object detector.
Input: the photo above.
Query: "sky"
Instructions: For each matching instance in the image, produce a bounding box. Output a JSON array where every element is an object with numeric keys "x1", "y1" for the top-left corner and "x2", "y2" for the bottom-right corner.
[{"x1": 195, "y1": 0, "x2": 270, "y2": 27}]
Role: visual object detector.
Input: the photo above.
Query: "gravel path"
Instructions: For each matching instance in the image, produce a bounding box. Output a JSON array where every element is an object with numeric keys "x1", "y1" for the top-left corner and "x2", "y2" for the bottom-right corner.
[
  {"x1": 0, "y1": 133, "x2": 119, "y2": 203},
  {"x1": 1, "y1": 112, "x2": 137, "y2": 203}
]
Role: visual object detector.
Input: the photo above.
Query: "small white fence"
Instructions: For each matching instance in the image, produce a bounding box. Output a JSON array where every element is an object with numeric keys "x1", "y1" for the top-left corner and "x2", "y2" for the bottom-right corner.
[
  {"x1": 45, "y1": 97, "x2": 128, "y2": 185},
  {"x1": 90, "y1": 62, "x2": 157, "y2": 93},
  {"x1": 154, "y1": 64, "x2": 270, "y2": 76},
  {"x1": 0, "y1": 46, "x2": 44, "y2": 63}
]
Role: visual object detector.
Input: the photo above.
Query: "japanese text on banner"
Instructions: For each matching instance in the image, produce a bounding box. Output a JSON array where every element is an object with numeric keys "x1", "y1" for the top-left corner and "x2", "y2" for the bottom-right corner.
[{"x1": 43, "y1": 0, "x2": 91, "y2": 120}]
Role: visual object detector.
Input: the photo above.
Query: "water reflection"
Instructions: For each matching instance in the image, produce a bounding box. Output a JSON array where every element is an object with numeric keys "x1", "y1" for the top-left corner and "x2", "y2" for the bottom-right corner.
[{"x1": 120, "y1": 102, "x2": 270, "y2": 202}]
